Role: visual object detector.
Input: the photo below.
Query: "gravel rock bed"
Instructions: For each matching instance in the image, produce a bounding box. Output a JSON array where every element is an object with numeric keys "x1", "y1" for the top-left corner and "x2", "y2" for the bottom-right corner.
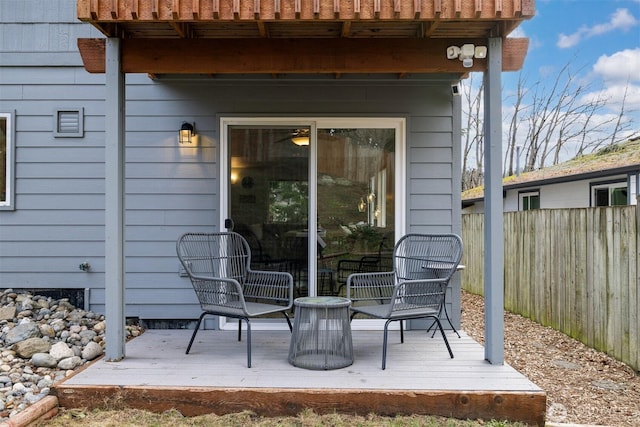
[
  {"x1": 0, "y1": 289, "x2": 143, "y2": 422},
  {"x1": 461, "y1": 290, "x2": 640, "y2": 426}
]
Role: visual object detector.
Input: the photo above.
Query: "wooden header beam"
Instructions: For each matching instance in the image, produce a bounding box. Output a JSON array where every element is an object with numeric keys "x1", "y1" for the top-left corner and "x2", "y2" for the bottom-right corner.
[
  {"x1": 78, "y1": 0, "x2": 535, "y2": 23},
  {"x1": 77, "y1": 37, "x2": 529, "y2": 74}
]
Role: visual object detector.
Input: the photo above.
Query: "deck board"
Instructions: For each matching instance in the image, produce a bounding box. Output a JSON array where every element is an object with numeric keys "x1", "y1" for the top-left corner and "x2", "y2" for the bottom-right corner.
[{"x1": 54, "y1": 330, "x2": 546, "y2": 425}]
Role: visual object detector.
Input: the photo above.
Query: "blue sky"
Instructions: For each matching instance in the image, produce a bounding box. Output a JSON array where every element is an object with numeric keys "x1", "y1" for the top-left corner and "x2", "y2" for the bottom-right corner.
[
  {"x1": 514, "y1": 0, "x2": 639, "y2": 106},
  {"x1": 469, "y1": 0, "x2": 640, "y2": 164}
]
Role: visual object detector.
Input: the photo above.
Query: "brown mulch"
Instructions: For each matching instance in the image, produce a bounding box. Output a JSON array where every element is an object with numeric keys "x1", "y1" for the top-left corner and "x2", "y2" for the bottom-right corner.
[{"x1": 461, "y1": 290, "x2": 640, "y2": 427}]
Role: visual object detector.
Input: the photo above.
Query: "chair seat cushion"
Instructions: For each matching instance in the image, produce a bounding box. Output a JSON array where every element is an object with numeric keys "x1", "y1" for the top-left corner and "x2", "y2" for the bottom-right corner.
[
  {"x1": 201, "y1": 301, "x2": 288, "y2": 318},
  {"x1": 351, "y1": 303, "x2": 439, "y2": 320}
]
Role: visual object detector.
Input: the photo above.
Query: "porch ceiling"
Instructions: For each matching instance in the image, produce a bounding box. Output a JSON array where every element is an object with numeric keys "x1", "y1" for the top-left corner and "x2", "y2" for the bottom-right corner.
[{"x1": 76, "y1": 0, "x2": 535, "y2": 76}]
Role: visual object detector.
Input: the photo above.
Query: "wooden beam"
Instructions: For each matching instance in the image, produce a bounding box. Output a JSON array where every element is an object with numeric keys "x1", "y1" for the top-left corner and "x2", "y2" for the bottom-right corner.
[
  {"x1": 341, "y1": 20, "x2": 351, "y2": 37},
  {"x1": 152, "y1": 0, "x2": 159, "y2": 19},
  {"x1": 77, "y1": 0, "x2": 535, "y2": 21},
  {"x1": 77, "y1": 37, "x2": 529, "y2": 74},
  {"x1": 254, "y1": 0, "x2": 261, "y2": 19},
  {"x1": 169, "y1": 22, "x2": 190, "y2": 37},
  {"x1": 274, "y1": 0, "x2": 281, "y2": 19},
  {"x1": 192, "y1": 0, "x2": 200, "y2": 19},
  {"x1": 495, "y1": 0, "x2": 503, "y2": 16},
  {"x1": 172, "y1": 0, "x2": 180, "y2": 19},
  {"x1": 54, "y1": 385, "x2": 547, "y2": 426},
  {"x1": 90, "y1": 0, "x2": 99, "y2": 20},
  {"x1": 110, "y1": 0, "x2": 118, "y2": 18},
  {"x1": 256, "y1": 20, "x2": 267, "y2": 36},
  {"x1": 514, "y1": 0, "x2": 522, "y2": 16},
  {"x1": 131, "y1": 0, "x2": 138, "y2": 19}
]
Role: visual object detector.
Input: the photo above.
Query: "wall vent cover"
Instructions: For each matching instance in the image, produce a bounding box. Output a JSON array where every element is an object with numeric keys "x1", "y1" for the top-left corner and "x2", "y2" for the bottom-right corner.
[{"x1": 54, "y1": 108, "x2": 84, "y2": 137}]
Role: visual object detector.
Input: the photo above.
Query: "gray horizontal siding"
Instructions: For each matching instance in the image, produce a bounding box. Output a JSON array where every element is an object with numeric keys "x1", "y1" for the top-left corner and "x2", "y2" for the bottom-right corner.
[
  {"x1": 1, "y1": 74, "x2": 460, "y2": 320},
  {"x1": 1, "y1": 273, "x2": 99, "y2": 289},
  {"x1": 18, "y1": 178, "x2": 104, "y2": 194},
  {"x1": 0, "y1": 0, "x2": 79, "y2": 23},
  {"x1": 0, "y1": 0, "x2": 100, "y2": 67}
]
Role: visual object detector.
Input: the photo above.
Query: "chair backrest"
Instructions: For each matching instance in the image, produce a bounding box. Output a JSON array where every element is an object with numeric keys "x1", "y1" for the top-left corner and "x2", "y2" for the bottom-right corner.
[
  {"x1": 393, "y1": 233, "x2": 463, "y2": 282},
  {"x1": 176, "y1": 232, "x2": 251, "y2": 283}
]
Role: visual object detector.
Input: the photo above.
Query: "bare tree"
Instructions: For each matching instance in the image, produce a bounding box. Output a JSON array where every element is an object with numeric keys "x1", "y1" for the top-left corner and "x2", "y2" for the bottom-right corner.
[
  {"x1": 607, "y1": 80, "x2": 639, "y2": 147},
  {"x1": 462, "y1": 59, "x2": 638, "y2": 188},
  {"x1": 461, "y1": 75, "x2": 485, "y2": 190},
  {"x1": 504, "y1": 72, "x2": 529, "y2": 176}
]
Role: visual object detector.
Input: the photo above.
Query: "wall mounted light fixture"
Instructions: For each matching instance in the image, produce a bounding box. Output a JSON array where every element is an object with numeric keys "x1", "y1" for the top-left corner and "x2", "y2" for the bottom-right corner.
[
  {"x1": 446, "y1": 44, "x2": 487, "y2": 68},
  {"x1": 179, "y1": 122, "x2": 196, "y2": 144}
]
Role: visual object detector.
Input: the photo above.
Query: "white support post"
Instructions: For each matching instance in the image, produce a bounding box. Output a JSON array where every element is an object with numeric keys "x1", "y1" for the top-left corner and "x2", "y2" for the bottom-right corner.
[
  {"x1": 105, "y1": 38, "x2": 126, "y2": 361},
  {"x1": 483, "y1": 37, "x2": 505, "y2": 365}
]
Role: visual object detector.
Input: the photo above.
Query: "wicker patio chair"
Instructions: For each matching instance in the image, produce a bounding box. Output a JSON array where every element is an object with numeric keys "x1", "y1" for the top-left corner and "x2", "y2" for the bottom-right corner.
[
  {"x1": 347, "y1": 233, "x2": 463, "y2": 369},
  {"x1": 176, "y1": 231, "x2": 294, "y2": 368}
]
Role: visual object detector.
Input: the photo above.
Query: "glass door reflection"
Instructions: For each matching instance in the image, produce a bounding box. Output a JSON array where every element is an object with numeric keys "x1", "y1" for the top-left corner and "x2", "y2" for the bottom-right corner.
[
  {"x1": 228, "y1": 126, "x2": 310, "y2": 298},
  {"x1": 316, "y1": 128, "x2": 396, "y2": 297}
]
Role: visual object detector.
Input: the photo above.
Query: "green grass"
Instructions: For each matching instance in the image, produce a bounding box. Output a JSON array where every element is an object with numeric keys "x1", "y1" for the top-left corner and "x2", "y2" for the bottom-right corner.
[{"x1": 43, "y1": 408, "x2": 529, "y2": 427}]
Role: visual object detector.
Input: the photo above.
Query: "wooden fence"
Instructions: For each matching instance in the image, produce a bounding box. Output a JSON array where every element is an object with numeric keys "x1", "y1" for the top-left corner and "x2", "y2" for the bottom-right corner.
[{"x1": 461, "y1": 206, "x2": 639, "y2": 373}]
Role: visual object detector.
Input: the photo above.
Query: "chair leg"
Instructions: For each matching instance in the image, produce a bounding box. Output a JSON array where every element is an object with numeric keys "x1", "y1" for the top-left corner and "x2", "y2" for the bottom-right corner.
[
  {"x1": 281, "y1": 312, "x2": 293, "y2": 332},
  {"x1": 426, "y1": 305, "x2": 460, "y2": 338},
  {"x1": 430, "y1": 316, "x2": 454, "y2": 359},
  {"x1": 243, "y1": 318, "x2": 252, "y2": 368},
  {"x1": 382, "y1": 319, "x2": 394, "y2": 370},
  {"x1": 186, "y1": 312, "x2": 207, "y2": 354},
  {"x1": 238, "y1": 319, "x2": 242, "y2": 341},
  {"x1": 400, "y1": 320, "x2": 404, "y2": 343}
]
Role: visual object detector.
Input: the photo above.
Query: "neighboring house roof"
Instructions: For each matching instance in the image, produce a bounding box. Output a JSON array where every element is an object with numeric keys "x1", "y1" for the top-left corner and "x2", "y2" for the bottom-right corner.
[{"x1": 462, "y1": 137, "x2": 640, "y2": 202}]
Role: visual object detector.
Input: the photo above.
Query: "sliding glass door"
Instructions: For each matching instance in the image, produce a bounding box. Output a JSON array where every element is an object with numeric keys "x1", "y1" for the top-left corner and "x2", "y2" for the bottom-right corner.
[
  {"x1": 222, "y1": 118, "x2": 404, "y2": 302},
  {"x1": 316, "y1": 127, "x2": 397, "y2": 297}
]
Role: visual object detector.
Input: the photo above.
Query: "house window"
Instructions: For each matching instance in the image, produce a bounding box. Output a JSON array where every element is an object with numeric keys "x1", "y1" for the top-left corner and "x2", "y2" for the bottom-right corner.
[
  {"x1": 0, "y1": 112, "x2": 14, "y2": 210},
  {"x1": 592, "y1": 182, "x2": 627, "y2": 207},
  {"x1": 519, "y1": 191, "x2": 540, "y2": 211}
]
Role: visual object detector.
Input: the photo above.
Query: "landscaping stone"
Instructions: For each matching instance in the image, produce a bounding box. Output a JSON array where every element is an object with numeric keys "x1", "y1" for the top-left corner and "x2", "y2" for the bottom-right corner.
[
  {"x1": 3, "y1": 322, "x2": 40, "y2": 346},
  {"x1": 31, "y1": 353, "x2": 57, "y2": 369},
  {"x1": 12, "y1": 338, "x2": 50, "y2": 359},
  {"x1": 49, "y1": 342, "x2": 74, "y2": 361},
  {"x1": 0, "y1": 288, "x2": 144, "y2": 422},
  {"x1": 81, "y1": 341, "x2": 103, "y2": 361}
]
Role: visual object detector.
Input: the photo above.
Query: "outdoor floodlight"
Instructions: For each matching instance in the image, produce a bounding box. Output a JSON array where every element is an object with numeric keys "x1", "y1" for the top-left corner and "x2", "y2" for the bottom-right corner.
[{"x1": 446, "y1": 44, "x2": 487, "y2": 68}]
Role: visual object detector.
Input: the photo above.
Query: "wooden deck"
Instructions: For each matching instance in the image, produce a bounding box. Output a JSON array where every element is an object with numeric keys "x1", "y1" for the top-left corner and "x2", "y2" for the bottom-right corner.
[{"x1": 54, "y1": 329, "x2": 546, "y2": 425}]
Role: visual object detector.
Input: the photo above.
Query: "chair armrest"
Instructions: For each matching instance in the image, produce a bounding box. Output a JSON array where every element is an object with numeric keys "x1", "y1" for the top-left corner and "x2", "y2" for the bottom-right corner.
[
  {"x1": 390, "y1": 278, "x2": 447, "y2": 312},
  {"x1": 187, "y1": 274, "x2": 249, "y2": 312},
  {"x1": 244, "y1": 269, "x2": 294, "y2": 308},
  {"x1": 346, "y1": 271, "x2": 395, "y2": 303}
]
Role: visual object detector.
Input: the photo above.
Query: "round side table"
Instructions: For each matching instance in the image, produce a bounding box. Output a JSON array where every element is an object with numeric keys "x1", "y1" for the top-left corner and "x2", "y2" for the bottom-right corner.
[{"x1": 288, "y1": 296, "x2": 353, "y2": 370}]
